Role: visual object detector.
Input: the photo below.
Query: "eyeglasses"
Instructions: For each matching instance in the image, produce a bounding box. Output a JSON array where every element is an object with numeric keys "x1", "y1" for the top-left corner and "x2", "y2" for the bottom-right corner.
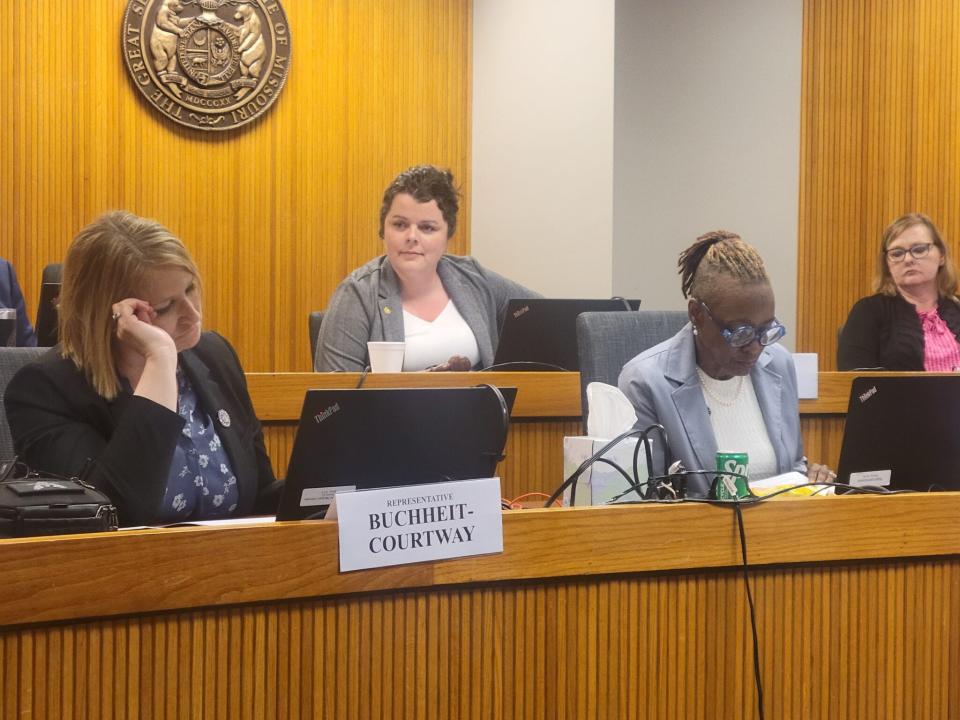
[
  {"x1": 697, "y1": 300, "x2": 786, "y2": 348},
  {"x1": 886, "y1": 243, "x2": 933, "y2": 262}
]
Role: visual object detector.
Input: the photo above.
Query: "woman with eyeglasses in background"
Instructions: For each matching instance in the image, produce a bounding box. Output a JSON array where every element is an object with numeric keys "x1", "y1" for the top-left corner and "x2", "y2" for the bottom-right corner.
[
  {"x1": 618, "y1": 231, "x2": 833, "y2": 497},
  {"x1": 838, "y1": 213, "x2": 960, "y2": 371}
]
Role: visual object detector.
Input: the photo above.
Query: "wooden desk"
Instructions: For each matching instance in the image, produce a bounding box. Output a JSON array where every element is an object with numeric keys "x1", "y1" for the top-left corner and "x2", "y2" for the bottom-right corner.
[{"x1": 2, "y1": 495, "x2": 958, "y2": 718}]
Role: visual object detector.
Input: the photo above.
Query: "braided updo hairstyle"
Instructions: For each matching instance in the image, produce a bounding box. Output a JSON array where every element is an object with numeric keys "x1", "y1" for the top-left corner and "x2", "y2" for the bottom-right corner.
[{"x1": 678, "y1": 231, "x2": 769, "y2": 303}]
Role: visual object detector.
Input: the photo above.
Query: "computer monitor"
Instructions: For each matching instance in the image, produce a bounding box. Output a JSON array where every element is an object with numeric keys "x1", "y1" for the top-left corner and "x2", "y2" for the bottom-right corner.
[
  {"x1": 836, "y1": 375, "x2": 960, "y2": 492},
  {"x1": 491, "y1": 298, "x2": 641, "y2": 371},
  {"x1": 276, "y1": 385, "x2": 518, "y2": 520},
  {"x1": 34, "y1": 282, "x2": 60, "y2": 347}
]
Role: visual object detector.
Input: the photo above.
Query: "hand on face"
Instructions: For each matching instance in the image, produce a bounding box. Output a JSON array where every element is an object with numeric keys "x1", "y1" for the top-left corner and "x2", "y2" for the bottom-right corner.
[
  {"x1": 112, "y1": 298, "x2": 177, "y2": 361},
  {"x1": 112, "y1": 267, "x2": 203, "y2": 365}
]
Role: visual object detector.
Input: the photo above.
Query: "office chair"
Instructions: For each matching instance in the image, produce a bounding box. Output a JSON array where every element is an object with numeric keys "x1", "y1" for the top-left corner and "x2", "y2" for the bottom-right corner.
[
  {"x1": 41, "y1": 263, "x2": 63, "y2": 285},
  {"x1": 575, "y1": 310, "x2": 688, "y2": 431},
  {"x1": 36, "y1": 263, "x2": 63, "y2": 347},
  {"x1": 0, "y1": 347, "x2": 46, "y2": 462},
  {"x1": 309, "y1": 311, "x2": 324, "y2": 369}
]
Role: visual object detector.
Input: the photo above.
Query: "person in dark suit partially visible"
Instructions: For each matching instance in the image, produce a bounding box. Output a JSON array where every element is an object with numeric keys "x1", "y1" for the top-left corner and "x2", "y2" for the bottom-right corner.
[
  {"x1": 0, "y1": 258, "x2": 37, "y2": 346},
  {"x1": 4, "y1": 211, "x2": 279, "y2": 526}
]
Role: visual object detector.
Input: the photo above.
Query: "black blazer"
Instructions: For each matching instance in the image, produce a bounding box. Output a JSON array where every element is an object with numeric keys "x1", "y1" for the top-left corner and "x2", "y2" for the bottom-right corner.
[
  {"x1": 838, "y1": 293, "x2": 960, "y2": 370},
  {"x1": 4, "y1": 332, "x2": 279, "y2": 526}
]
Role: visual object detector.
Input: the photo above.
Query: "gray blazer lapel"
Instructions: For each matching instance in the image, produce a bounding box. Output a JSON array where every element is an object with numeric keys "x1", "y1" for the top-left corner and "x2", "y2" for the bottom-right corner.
[
  {"x1": 438, "y1": 258, "x2": 494, "y2": 366},
  {"x1": 750, "y1": 350, "x2": 786, "y2": 470},
  {"x1": 376, "y1": 261, "x2": 406, "y2": 343},
  {"x1": 665, "y1": 326, "x2": 716, "y2": 471}
]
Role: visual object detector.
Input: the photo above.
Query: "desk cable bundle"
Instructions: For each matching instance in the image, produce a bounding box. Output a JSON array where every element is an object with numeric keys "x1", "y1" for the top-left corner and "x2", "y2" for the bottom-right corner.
[{"x1": 542, "y1": 427, "x2": 919, "y2": 720}]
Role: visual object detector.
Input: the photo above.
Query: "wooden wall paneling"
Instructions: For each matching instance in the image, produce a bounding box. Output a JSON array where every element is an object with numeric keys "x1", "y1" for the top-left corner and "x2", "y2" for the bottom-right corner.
[
  {"x1": 2, "y1": 1, "x2": 471, "y2": 372},
  {"x1": 799, "y1": 0, "x2": 960, "y2": 368}
]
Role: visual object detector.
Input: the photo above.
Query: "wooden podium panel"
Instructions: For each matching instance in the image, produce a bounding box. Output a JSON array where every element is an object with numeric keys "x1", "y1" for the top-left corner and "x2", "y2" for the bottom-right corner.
[{"x1": 1, "y1": 495, "x2": 959, "y2": 719}]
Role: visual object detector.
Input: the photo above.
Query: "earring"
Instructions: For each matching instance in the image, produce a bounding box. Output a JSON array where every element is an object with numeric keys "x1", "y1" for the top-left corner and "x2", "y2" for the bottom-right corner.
[{"x1": 692, "y1": 326, "x2": 699, "y2": 336}]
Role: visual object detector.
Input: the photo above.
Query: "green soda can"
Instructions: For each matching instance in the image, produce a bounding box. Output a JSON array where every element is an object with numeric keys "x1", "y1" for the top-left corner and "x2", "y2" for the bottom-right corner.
[{"x1": 715, "y1": 452, "x2": 750, "y2": 500}]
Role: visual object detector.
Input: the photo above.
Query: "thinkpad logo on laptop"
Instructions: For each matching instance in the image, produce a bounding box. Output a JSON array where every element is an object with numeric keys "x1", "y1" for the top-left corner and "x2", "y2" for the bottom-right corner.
[
  {"x1": 313, "y1": 403, "x2": 340, "y2": 424},
  {"x1": 858, "y1": 385, "x2": 877, "y2": 403},
  {"x1": 512, "y1": 305, "x2": 530, "y2": 319}
]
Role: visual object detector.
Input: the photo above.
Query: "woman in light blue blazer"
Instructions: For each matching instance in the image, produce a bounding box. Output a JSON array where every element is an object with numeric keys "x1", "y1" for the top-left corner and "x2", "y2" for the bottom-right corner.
[{"x1": 618, "y1": 231, "x2": 833, "y2": 497}]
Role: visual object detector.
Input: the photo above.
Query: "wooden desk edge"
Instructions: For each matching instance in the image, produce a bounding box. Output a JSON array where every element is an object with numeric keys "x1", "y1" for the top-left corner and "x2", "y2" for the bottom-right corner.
[
  {"x1": 1, "y1": 493, "x2": 957, "y2": 628},
  {"x1": 247, "y1": 371, "x2": 582, "y2": 420}
]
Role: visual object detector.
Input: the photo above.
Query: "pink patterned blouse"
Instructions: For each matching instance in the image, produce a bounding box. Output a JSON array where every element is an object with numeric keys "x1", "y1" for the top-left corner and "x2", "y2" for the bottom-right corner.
[{"x1": 918, "y1": 307, "x2": 960, "y2": 371}]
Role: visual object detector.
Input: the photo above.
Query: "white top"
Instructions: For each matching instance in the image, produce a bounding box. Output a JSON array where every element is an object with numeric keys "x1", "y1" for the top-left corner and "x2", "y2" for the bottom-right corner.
[
  {"x1": 697, "y1": 368, "x2": 778, "y2": 480},
  {"x1": 402, "y1": 300, "x2": 481, "y2": 371}
]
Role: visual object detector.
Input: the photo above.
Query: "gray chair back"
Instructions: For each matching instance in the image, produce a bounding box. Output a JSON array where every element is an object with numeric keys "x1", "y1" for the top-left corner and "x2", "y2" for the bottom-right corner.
[
  {"x1": 309, "y1": 311, "x2": 324, "y2": 369},
  {"x1": 0, "y1": 347, "x2": 46, "y2": 461},
  {"x1": 576, "y1": 310, "x2": 688, "y2": 430},
  {"x1": 41, "y1": 262, "x2": 63, "y2": 284}
]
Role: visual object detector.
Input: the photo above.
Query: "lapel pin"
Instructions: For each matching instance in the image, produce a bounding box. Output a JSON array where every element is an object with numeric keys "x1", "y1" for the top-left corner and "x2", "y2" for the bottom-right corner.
[
  {"x1": 383, "y1": 306, "x2": 392, "y2": 314},
  {"x1": 218, "y1": 409, "x2": 231, "y2": 428}
]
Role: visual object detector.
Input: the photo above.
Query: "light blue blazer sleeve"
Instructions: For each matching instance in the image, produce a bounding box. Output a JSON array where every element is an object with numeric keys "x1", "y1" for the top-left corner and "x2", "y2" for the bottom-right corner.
[{"x1": 618, "y1": 324, "x2": 806, "y2": 497}]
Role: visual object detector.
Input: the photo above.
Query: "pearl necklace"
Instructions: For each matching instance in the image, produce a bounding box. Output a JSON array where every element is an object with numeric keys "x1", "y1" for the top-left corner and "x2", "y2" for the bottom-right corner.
[{"x1": 696, "y1": 367, "x2": 745, "y2": 408}]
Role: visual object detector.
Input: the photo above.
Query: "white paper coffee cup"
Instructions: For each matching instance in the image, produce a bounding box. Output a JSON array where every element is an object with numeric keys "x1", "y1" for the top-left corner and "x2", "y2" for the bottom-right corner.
[{"x1": 367, "y1": 341, "x2": 405, "y2": 373}]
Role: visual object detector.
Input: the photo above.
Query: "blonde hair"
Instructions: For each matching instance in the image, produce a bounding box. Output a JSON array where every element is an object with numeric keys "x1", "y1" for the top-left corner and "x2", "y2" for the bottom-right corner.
[
  {"x1": 678, "y1": 230, "x2": 769, "y2": 302},
  {"x1": 874, "y1": 213, "x2": 958, "y2": 297},
  {"x1": 59, "y1": 211, "x2": 200, "y2": 400}
]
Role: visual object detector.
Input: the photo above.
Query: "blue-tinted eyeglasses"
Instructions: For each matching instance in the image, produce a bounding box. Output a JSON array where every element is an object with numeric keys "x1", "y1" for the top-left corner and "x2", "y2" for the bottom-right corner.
[{"x1": 698, "y1": 301, "x2": 786, "y2": 348}]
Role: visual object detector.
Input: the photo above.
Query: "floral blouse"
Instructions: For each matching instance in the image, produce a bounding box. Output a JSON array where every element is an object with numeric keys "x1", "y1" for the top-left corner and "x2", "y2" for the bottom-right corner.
[{"x1": 154, "y1": 367, "x2": 239, "y2": 523}]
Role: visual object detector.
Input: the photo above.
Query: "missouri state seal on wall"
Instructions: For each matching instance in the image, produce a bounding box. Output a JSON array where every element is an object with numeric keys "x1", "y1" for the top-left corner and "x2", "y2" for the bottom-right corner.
[{"x1": 122, "y1": 0, "x2": 291, "y2": 131}]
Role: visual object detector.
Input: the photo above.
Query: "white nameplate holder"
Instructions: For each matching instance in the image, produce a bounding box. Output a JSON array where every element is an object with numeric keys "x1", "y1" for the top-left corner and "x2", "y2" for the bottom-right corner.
[{"x1": 329, "y1": 477, "x2": 504, "y2": 572}]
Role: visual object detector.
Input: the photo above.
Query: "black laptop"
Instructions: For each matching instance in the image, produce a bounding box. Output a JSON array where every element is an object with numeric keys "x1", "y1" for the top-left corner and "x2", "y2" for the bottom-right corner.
[
  {"x1": 836, "y1": 375, "x2": 960, "y2": 492},
  {"x1": 276, "y1": 385, "x2": 518, "y2": 520},
  {"x1": 34, "y1": 282, "x2": 60, "y2": 347},
  {"x1": 491, "y1": 298, "x2": 641, "y2": 371}
]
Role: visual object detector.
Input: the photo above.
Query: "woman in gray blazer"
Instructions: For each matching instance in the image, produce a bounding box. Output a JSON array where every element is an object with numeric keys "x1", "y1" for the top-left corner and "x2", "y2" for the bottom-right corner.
[
  {"x1": 618, "y1": 231, "x2": 833, "y2": 497},
  {"x1": 315, "y1": 165, "x2": 538, "y2": 372}
]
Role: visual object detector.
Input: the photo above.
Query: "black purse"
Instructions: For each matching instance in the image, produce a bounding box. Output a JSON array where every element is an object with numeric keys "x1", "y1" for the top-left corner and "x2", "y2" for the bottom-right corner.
[{"x1": 0, "y1": 461, "x2": 118, "y2": 538}]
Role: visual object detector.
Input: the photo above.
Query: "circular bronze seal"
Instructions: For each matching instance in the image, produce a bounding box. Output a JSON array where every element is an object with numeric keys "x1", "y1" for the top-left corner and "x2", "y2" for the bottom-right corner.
[{"x1": 121, "y1": 0, "x2": 292, "y2": 131}]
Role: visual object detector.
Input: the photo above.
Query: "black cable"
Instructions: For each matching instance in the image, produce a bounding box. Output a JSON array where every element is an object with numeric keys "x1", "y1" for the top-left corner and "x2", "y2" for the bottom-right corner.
[
  {"x1": 733, "y1": 500, "x2": 765, "y2": 720},
  {"x1": 473, "y1": 383, "x2": 512, "y2": 466},
  {"x1": 592, "y1": 458, "x2": 638, "y2": 488},
  {"x1": 478, "y1": 360, "x2": 569, "y2": 372},
  {"x1": 355, "y1": 366, "x2": 371, "y2": 388},
  {"x1": 543, "y1": 425, "x2": 667, "y2": 507}
]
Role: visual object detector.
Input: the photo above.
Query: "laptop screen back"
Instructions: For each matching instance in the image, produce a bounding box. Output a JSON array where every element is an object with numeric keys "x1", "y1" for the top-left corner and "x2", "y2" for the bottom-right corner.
[
  {"x1": 493, "y1": 298, "x2": 641, "y2": 371},
  {"x1": 837, "y1": 375, "x2": 960, "y2": 492},
  {"x1": 276, "y1": 385, "x2": 517, "y2": 520}
]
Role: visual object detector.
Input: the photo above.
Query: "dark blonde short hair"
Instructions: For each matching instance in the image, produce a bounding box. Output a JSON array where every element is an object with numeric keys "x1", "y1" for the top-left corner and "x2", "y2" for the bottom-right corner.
[
  {"x1": 59, "y1": 211, "x2": 200, "y2": 399},
  {"x1": 874, "y1": 213, "x2": 957, "y2": 298},
  {"x1": 678, "y1": 230, "x2": 770, "y2": 303}
]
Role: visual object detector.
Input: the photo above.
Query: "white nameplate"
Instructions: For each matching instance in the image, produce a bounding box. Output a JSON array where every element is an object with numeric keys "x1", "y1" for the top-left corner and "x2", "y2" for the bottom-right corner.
[
  {"x1": 333, "y1": 477, "x2": 504, "y2": 572},
  {"x1": 792, "y1": 353, "x2": 819, "y2": 399},
  {"x1": 849, "y1": 469, "x2": 891, "y2": 488}
]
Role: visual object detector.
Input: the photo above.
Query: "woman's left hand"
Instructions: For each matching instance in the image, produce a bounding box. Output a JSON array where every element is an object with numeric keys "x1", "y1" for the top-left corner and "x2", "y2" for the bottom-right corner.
[{"x1": 807, "y1": 462, "x2": 837, "y2": 486}]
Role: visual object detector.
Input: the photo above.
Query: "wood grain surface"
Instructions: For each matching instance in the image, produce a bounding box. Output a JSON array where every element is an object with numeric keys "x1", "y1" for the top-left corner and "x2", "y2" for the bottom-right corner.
[
  {"x1": 0, "y1": 0, "x2": 471, "y2": 373},
  {"x1": 2, "y1": 495, "x2": 959, "y2": 718}
]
